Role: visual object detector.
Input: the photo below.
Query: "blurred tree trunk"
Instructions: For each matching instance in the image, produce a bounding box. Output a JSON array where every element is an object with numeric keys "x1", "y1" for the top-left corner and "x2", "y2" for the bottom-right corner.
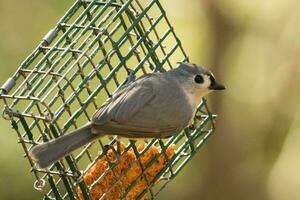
[
  {"x1": 197, "y1": 1, "x2": 267, "y2": 200},
  {"x1": 196, "y1": 1, "x2": 299, "y2": 200}
]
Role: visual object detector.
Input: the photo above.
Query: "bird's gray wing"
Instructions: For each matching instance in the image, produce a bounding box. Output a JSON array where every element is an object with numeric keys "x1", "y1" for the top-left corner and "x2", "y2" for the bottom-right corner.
[
  {"x1": 92, "y1": 74, "x2": 156, "y2": 125},
  {"x1": 91, "y1": 74, "x2": 178, "y2": 137}
]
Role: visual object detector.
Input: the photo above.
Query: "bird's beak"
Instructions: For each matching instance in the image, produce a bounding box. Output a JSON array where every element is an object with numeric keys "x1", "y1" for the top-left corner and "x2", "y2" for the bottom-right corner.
[{"x1": 209, "y1": 81, "x2": 226, "y2": 90}]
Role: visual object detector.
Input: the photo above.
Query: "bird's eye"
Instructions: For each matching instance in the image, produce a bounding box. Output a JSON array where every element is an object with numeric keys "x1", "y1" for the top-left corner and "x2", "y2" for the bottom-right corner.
[{"x1": 194, "y1": 75, "x2": 204, "y2": 84}]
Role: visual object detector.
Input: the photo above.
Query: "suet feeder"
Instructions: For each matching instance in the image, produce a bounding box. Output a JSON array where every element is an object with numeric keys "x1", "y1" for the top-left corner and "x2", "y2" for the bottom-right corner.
[{"x1": 0, "y1": 0, "x2": 217, "y2": 199}]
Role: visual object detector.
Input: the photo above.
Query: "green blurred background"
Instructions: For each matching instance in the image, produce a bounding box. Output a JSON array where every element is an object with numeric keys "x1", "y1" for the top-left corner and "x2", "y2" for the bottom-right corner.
[{"x1": 0, "y1": 0, "x2": 300, "y2": 199}]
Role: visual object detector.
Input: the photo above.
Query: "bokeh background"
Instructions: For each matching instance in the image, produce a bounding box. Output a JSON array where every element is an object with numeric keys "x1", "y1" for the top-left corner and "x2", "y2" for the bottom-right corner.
[{"x1": 0, "y1": 0, "x2": 300, "y2": 199}]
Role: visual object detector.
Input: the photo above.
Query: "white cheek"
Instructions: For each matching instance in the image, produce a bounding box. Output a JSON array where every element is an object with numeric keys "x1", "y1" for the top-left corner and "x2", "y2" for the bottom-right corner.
[
  {"x1": 183, "y1": 76, "x2": 211, "y2": 109},
  {"x1": 203, "y1": 75, "x2": 211, "y2": 88}
]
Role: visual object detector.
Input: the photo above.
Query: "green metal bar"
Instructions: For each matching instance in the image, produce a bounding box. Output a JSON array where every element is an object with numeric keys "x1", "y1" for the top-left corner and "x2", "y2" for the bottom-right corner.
[
  {"x1": 48, "y1": 175, "x2": 63, "y2": 200},
  {"x1": 54, "y1": 163, "x2": 76, "y2": 200},
  {"x1": 19, "y1": 114, "x2": 34, "y2": 141},
  {"x1": 154, "y1": 128, "x2": 215, "y2": 198},
  {"x1": 83, "y1": 0, "x2": 122, "y2": 8},
  {"x1": 65, "y1": 156, "x2": 91, "y2": 200},
  {"x1": 60, "y1": 12, "x2": 167, "y2": 130},
  {"x1": 118, "y1": 119, "x2": 211, "y2": 198},
  {"x1": 11, "y1": 0, "x2": 82, "y2": 93},
  {"x1": 160, "y1": 43, "x2": 180, "y2": 67},
  {"x1": 49, "y1": 123, "x2": 91, "y2": 200},
  {"x1": 43, "y1": 195, "x2": 52, "y2": 200},
  {"x1": 22, "y1": 5, "x2": 121, "y2": 133},
  {"x1": 40, "y1": 6, "x2": 119, "y2": 105},
  {"x1": 9, "y1": 0, "x2": 101, "y2": 109},
  {"x1": 22, "y1": 2, "x2": 107, "y2": 101},
  {"x1": 125, "y1": 9, "x2": 164, "y2": 72},
  {"x1": 155, "y1": 0, "x2": 189, "y2": 61},
  {"x1": 8, "y1": 1, "x2": 93, "y2": 116},
  {"x1": 0, "y1": 1, "x2": 217, "y2": 200}
]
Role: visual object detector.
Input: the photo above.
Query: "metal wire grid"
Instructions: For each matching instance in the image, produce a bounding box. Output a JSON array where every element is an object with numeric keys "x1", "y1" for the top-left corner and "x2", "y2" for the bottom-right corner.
[{"x1": 0, "y1": 0, "x2": 216, "y2": 199}]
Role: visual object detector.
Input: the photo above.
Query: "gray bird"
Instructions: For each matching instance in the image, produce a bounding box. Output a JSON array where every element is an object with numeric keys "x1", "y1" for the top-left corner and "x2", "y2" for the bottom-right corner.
[{"x1": 29, "y1": 62, "x2": 225, "y2": 168}]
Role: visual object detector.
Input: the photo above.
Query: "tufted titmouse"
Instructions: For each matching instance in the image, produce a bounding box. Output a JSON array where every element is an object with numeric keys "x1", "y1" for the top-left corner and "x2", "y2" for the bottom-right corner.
[{"x1": 29, "y1": 62, "x2": 225, "y2": 168}]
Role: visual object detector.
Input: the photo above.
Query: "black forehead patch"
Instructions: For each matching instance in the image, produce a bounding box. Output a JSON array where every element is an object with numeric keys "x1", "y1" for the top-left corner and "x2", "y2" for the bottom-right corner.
[{"x1": 208, "y1": 73, "x2": 215, "y2": 84}]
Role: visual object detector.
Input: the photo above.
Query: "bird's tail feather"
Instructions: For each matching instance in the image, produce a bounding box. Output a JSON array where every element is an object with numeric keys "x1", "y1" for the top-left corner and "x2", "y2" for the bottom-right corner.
[{"x1": 29, "y1": 123, "x2": 100, "y2": 168}]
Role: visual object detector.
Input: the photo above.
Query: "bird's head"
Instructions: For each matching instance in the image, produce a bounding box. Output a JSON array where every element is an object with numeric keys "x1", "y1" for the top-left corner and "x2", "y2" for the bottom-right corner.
[{"x1": 176, "y1": 62, "x2": 225, "y2": 105}]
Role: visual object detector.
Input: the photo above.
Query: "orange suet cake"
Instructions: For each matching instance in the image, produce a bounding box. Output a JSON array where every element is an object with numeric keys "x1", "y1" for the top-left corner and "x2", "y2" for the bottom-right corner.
[{"x1": 77, "y1": 142, "x2": 176, "y2": 200}]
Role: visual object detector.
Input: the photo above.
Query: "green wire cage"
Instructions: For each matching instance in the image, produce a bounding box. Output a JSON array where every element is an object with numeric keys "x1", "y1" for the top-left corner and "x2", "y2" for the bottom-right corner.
[{"x1": 0, "y1": 0, "x2": 217, "y2": 199}]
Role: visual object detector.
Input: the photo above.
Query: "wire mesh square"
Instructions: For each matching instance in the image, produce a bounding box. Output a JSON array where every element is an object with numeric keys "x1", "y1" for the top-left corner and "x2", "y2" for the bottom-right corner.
[{"x1": 0, "y1": 0, "x2": 216, "y2": 199}]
